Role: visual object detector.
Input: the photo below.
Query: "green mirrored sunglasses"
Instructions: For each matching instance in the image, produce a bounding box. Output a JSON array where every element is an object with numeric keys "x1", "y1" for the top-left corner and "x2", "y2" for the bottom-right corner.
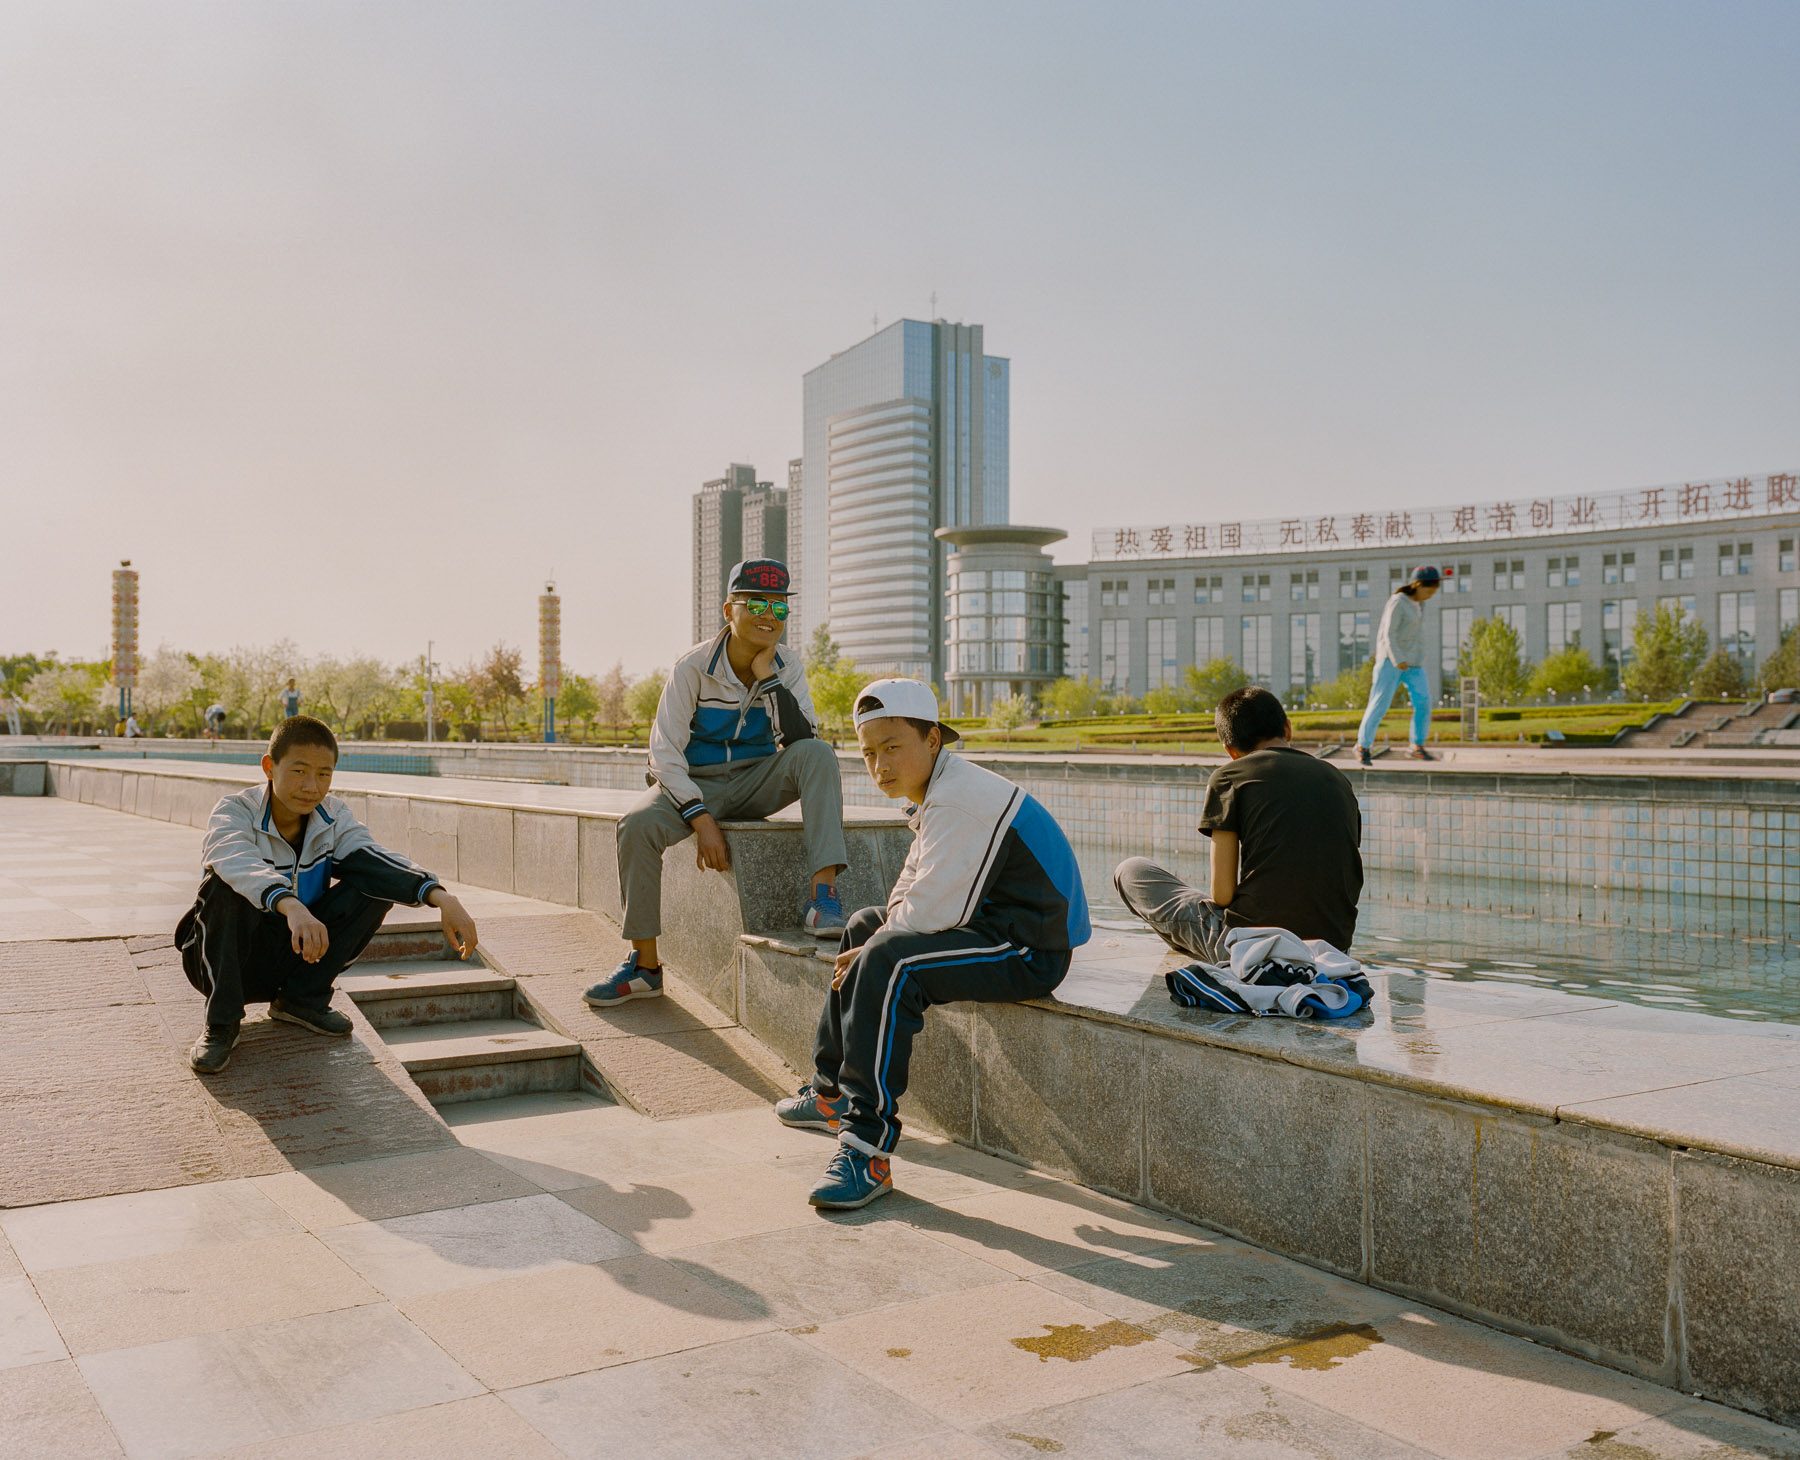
[{"x1": 735, "y1": 597, "x2": 789, "y2": 620}]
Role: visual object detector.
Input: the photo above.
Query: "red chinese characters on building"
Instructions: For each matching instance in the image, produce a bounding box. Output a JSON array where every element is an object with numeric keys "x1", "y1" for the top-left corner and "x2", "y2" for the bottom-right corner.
[
  {"x1": 1280, "y1": 519, "x2": 1304, "y2": 546},
  {"x1": 1382, "y1": 512, "x2": 1414, "y2": 541},
  {"x1": 1638, "y1": 487, "x2": 1665, "y2": 521},
  {"x1": 1184, "y1": 525, "x2": 1208, "y2": 552},
  {"x1": 1150, "y1": 526, "x2": 1173, "y2": 554},
  {"x1": 1566, "y1": 496, "x2": 1598, "y2": 527},
  {"x1": 1488, "y1": 502, "x2": 1517, "y2": 533},
  {"x1": 1452, "y1": 506, "x2": 1477, "y2": 535},
  {"x1": 1771, "y1": 474, "x2": 1799, "y2": 510},
  {"x1": 1679, "y1": 483, "x2": 1710, "y2": 517},
  {"x1": 1315, "y1": 516, "x2": 1339, "y2": 543},
  {"x1": 1113, "y1": 527, "x2": 1142, "y2": 556},
  {"x1": 1720, "y1": 478, "x2": 1753, "y2": 512},
  {"x1": 1220, "y1": 522, "x2": 1242, "y2": 549},
  {"x1": 1349, "y1": 514, "x2": 1374, "y2": 543},
  {"x1": 1529, "y1": 499, "x2": 1553, "y2": 529}
]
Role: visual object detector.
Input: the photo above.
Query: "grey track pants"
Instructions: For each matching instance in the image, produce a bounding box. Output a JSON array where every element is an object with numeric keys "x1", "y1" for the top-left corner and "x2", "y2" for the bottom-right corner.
[
  {"x1": 1113, "y1": 856, "x2": 1230, "y2": 964},
  {"x1": 618, "y1": 737, "x2": 848, "y2": 941}
]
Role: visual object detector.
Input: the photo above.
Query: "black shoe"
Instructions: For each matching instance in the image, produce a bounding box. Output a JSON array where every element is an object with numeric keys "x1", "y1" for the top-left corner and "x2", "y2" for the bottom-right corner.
[
  {"x1": 1356, "y1": 745, "x2": 1373, "y2": 767},
  {"x1": 270, "y1": 999, "x2": 353, "y2": 1036},
  {"x1": 1409, "y1": 745, "x2": 1435, "y2": 761},
  {"x1": 189, "y1": 1024, "x2": 241, "y2": 1074}
]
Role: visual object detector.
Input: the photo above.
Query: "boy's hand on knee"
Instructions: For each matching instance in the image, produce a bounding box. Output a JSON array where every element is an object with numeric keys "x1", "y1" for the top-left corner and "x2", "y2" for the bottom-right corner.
[
  {"x1": 278, "y1": 898, "x2": 330, "y2": 963},
  {"x1": 693, "y1": 815, "x2": 731, "y2": 872},
  {"x1": 832, "y1": 948, "x2": 857, "y2": 990}
]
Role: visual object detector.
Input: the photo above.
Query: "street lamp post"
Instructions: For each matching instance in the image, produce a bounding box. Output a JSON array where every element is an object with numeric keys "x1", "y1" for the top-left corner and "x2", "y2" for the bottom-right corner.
[{"x1": 424, "y1": 641, "x2": 437, "y2": 744}]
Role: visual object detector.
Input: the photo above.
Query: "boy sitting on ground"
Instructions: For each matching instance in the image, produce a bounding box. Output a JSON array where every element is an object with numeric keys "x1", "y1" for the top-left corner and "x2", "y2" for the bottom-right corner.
[
  {"x1": 585, "y1": 557, "x2": 848, "y2": 1007},
  {"x1": 175, "y1": 715, "x2": 478, "y2": 1075},
  {"x1": 1115, "y1": 686, "x2": 1362, "y2": 963},
  {"x1": 775, "y1": 679, "x2": 1090, "y2": 1210}
]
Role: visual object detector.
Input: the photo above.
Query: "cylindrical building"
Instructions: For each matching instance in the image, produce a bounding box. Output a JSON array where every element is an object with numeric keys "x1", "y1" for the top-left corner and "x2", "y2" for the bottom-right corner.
[{"x1": 936, "y1": 525, "x2": 1065, "y2": 718}]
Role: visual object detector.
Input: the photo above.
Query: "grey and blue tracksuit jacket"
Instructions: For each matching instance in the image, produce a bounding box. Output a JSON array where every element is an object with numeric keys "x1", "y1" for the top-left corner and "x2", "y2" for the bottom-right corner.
[
  {"x1": 188, "y1": 783, "x2": 444, "y2": 915},
  {"x1": 888, "y1": 751, "x2": 1091, "y2": 953},
  {"x1": 648, "y1": 628, "x2": 820, "y2": 825}
]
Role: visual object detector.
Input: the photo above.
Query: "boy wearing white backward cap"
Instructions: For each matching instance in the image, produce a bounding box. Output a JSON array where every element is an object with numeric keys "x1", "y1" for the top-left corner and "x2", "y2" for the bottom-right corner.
[{"x1": 775, "y1": 678, "x2": 1091, "y2": 1209}]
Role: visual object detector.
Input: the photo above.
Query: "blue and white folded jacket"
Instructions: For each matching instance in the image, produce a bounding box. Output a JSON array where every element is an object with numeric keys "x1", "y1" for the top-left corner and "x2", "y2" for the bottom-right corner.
[{"x1": 1166, "y1": 926, "x2": 1372, "y2": 1019}]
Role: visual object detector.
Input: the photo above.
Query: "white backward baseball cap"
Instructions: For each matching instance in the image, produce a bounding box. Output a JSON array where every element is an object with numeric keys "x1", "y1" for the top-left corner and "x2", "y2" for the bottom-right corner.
[{"x1": 851, "y1": 678, "x2": 960, "y2": 744}]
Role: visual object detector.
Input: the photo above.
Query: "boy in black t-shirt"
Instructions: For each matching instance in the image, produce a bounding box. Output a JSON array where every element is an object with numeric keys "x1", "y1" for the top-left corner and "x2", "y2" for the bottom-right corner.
[{"x1": 1115, "y1": 686, "x2": 1363, "y2": 961}]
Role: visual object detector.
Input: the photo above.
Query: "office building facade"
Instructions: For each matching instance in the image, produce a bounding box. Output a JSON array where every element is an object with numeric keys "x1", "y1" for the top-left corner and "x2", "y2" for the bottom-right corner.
[
  {"x1": 690, "y1": 464, "x2": 786, "y2": 644},
  {"x1": 1061, "y1": 472, "x2": 1799, "y2": 701},
  {"x1": 800, "y1": 319, "x2": 1010, "y2": 683},
  {"x1": 938, "y1": 525, "x2": 1066, "y2": 716}
]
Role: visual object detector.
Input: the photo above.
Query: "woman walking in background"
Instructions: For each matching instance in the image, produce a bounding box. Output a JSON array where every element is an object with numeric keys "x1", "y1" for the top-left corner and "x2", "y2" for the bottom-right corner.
[{"x1": 1357, "y1": 566, "x2": 1441, "y2": 765}]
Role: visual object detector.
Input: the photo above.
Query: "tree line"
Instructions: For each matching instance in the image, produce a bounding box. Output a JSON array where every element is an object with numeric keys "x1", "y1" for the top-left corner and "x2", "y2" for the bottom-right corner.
[
  {"x1": 0, "y1": 643, "x2": 673, "y2": 741},
  {"x1": 1032, "y1": 609, "x2": 1799, "y2": 719}
]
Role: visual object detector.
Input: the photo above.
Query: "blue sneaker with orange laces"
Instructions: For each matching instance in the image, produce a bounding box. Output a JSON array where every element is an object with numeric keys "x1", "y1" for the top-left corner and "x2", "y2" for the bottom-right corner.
[
  {"x1": 583, "y1": 952, "x2": 664, "y2": 1007},
  {"x1": 802, "y1": 887, "x2": 846, "y2": 938},
  {"x1": 774, "y1": 1082, "x2": 846, "y2": 1133},
  {"x1": 809, "y1": 1144, "x2": 893, "y2": 1209}
]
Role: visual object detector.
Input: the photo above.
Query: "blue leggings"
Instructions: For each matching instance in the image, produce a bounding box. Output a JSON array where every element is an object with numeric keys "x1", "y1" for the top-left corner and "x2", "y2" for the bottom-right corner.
[{"x1": 1358, "y1": 659, "x2": 1431, "y2": 748}]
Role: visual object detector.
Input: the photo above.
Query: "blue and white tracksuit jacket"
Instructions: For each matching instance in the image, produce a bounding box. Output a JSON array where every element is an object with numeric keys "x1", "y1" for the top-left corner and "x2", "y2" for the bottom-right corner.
[
  {"x1": 175, "y1": 784, "x2": 445, "y2": 1024},
  {"x1": 648, "y1": 629, "x2": 819, "y2": 824},
  {"x1": 815, "y1": 751, "x2": 1092, "y2": 1155}
]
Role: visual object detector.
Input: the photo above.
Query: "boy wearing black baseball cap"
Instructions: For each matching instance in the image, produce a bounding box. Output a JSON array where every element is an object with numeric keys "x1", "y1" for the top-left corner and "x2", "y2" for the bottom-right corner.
[
  {"x1": 585, "y1": 558, "x2": 849, "y2": 1006},
  {"x1": 775, "y1": 678, "x2": 1090, "y2": 1209}
]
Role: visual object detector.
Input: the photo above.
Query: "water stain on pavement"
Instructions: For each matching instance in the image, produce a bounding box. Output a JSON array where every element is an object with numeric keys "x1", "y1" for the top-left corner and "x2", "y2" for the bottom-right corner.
[
  {"x1": 1010, "y1": 1320, "x2": 1158, "y2": 1363},
  {"x1": 1003, "y1": 1434, "x2": 1065, "y2": 1453},
  {"x1": 1185, "y1": 1321, "x2": 1383, "y2": 1372}
]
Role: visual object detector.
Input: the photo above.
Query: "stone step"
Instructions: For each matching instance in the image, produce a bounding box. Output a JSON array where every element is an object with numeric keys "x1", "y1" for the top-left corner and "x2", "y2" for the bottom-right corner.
[
  {"x1": 382, "y1": 1018, "x2": 584, "y2": 1105},
  {"x1": 341, "y1": 959, "x2": 516, "y2": 1028}
]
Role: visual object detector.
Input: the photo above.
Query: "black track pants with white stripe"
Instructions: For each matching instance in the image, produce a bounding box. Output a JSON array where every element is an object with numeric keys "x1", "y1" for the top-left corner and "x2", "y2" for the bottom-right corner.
[
  {"x1": 813, "y1": 906, "x2": 1068, "y2": 1155},
  {"x1": 176, "y1": 872, "x2": 392, "y2": 1028}
]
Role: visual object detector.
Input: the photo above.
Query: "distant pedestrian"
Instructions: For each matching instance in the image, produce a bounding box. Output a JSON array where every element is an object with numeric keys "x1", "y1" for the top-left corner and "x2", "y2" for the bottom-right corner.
[
  {"x1": 280, "y1": 678, "x2": 301, "y2": 718},
  {"x1": 1357, "y1": 565, "x2": 1442, "y2": 764},
  {"x1": 204, "y1": 704, "x2": 227, "y2": 740},
  {"x1": 124, "y1": 714, "x2": 144, "y2": 739}
]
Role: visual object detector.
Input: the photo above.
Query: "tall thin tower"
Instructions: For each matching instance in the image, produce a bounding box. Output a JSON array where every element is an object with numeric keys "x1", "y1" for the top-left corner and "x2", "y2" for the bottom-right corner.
[
  {"x1": 538, "y1": 582, "x2": 561, "y2": 743},
  {"x1": 111, "y1": 560, "x2": 138, "y2": 726}
]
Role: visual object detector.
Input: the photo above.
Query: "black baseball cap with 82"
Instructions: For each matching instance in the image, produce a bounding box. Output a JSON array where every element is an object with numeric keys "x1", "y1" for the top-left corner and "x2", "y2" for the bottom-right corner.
[{"x1": 727, "y1": 559, "x2": 791, "y2": 596}]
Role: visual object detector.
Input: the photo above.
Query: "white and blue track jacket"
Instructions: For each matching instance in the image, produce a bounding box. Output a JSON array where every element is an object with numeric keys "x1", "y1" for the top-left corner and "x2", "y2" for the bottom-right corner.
[
  {"x1": 191, "y1": 783, "x2": 443, "y2": 915},
  {"x1": 888, "y1": 752, "x2": 1091, "y2": 953},
  {"x1": 648, "y1": 628, "x2": 820, "y2": 825}
]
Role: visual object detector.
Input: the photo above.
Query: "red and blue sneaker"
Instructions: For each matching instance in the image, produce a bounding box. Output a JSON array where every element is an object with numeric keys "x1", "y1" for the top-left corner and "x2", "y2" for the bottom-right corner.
[
  {"x1": 583, "y1": 953, "x2": 664, "y2": 1007},
  {"x1": 774, "y1": 1082, "x2": 846, "y2": 1132},
  {"x1": 808, "y1": 1144, "x2": 893, "y2": 1209}
]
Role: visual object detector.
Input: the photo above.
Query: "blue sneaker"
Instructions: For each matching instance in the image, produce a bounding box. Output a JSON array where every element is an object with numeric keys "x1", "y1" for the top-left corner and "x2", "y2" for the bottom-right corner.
[
  {"x1": 802, "y1": 887, "x2": 846, "y2": 938},
  {"x1": 774, "y1": 1083, "x2": 846, "y2": 1132},
  {"x1": 809, "y1": 1144, "x2": 893, "y2": 1210},
  {"x1": 583, "y1": 953, "x2": 664, "y2": 1007}
]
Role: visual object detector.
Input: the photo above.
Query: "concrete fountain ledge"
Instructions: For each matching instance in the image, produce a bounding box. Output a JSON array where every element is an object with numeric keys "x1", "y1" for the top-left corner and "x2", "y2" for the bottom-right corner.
[{"x1": 16, "y1": 753, "x2": 1800, "y2": 1426}]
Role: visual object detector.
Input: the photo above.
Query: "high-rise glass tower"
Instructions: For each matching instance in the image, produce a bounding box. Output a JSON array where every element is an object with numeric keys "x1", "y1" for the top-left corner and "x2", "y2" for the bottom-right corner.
[
  {"x1": 691, "y1": 464, "x2": 785, "y2": 644},
  {"x1": 800, "y1": 320, "x2": 1009, "y2": 683}
]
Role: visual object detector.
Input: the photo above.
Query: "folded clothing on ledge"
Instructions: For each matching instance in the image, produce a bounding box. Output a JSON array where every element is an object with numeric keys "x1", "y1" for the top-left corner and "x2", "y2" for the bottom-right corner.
[{"x1": 1166, "y1": 926, "x2": 1372, "y2": 1019}]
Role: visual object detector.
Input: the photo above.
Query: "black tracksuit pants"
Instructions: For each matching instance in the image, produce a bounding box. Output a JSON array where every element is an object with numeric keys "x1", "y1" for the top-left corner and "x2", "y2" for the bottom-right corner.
[
  {"x1": 812, "y1": 906, "x2": 1068, "y2": 1155},
  {"x1": 177, "y1": 872, "x2": 391, "y2": 1029}
]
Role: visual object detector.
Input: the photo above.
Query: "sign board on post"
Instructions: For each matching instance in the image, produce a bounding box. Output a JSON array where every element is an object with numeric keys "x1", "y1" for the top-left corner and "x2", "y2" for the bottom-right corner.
[{"x1": 1460, "y1": 677, "x2": 1480, "y2": 742}]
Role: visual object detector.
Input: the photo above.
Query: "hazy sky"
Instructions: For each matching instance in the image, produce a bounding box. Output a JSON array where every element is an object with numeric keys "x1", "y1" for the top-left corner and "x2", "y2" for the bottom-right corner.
[{"x1": 5, "y1": 1, "x2": 1797, "y2": 676}]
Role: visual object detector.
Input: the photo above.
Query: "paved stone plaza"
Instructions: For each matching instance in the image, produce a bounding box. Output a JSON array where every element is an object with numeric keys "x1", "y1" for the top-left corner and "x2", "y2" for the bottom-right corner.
[{"x1": 4, "y1": 798, "x2": 1800, "y2": 1459}]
